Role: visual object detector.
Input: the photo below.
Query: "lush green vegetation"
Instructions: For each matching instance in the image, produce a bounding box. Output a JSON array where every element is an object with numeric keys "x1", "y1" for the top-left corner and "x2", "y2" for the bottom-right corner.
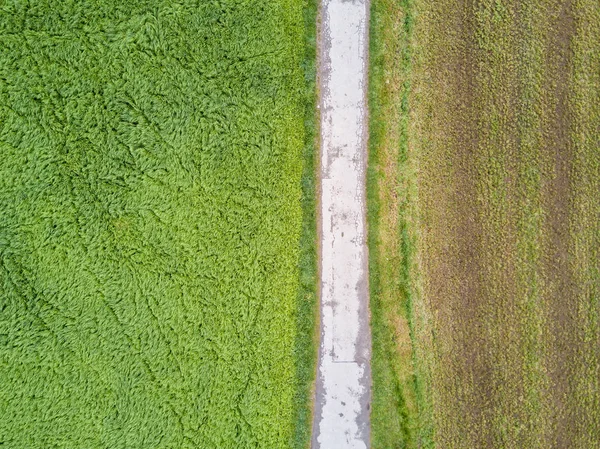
[
  {"x1": 369, "y1": 0, "x2": 600, "y2": 447},
  {"x1": 291, "y1": 0, "x2": 318, "y2": 447},
  {"x1": 0, "y1": 1, "x2": 316, "y2": 447}
]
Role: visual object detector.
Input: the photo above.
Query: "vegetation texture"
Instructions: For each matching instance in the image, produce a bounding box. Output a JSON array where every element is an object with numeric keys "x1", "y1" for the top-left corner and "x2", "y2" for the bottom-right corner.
[
  {"x1": 369, "y1": 0, "x2": 600, "y2": 447},
  {"x1": 368, "y1": 0, "x2": 433, "y2": 447},
  {"x1": 0, "y1": 1, "x2": 316, "y2": 448},
  {"x1": 292, "y1": 0, "x2": 318, "y2": 446}
]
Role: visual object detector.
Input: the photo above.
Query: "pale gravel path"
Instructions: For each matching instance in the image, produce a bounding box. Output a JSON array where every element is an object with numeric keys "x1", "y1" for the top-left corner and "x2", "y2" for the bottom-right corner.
[{"x1": 312, "y1": 0, "x2": 371, "y2": 447}]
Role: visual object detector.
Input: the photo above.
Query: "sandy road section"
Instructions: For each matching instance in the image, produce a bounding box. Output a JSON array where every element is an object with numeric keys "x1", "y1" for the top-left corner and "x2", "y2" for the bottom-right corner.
[{"x1": 312, "y1": 0, "x2": 371, "y2": 447}]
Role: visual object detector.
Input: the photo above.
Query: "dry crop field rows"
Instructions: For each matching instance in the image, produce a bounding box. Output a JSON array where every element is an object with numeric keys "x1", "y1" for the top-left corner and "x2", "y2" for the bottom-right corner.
[{"x1": 369, "y1": 0, "x2": 600, "y2": 447}]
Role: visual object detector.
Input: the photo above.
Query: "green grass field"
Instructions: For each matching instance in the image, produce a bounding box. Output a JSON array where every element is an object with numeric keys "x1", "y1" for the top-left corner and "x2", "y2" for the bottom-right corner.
[{"x1": 0, "y1": 1, "x2": 316, "y2": 447}]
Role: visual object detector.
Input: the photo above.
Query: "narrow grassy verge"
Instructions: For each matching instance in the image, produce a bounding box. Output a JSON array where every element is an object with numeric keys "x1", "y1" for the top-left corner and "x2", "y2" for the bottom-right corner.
[
  {"x1": 368, "y1": 0, "x2": 433, "y2": 447},
  {"x1": 291, "y1": 0, "x2": 319, "y2": 446}
]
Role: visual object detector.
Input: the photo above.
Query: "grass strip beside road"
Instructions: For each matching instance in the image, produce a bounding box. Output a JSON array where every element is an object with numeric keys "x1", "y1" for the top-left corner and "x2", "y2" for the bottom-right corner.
[
  {"x1": 292, "y1": 0, "x2": 319, "y2": 446},
  {"x1": 368, "y1": 0, "x2": 434, "y2": 447}
]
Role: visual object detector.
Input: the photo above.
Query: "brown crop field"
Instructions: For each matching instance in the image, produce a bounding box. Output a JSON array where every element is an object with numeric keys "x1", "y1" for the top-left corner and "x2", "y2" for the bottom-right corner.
[{"x1": 368, "y1": 0, "x2": 600, "y2": 447}]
